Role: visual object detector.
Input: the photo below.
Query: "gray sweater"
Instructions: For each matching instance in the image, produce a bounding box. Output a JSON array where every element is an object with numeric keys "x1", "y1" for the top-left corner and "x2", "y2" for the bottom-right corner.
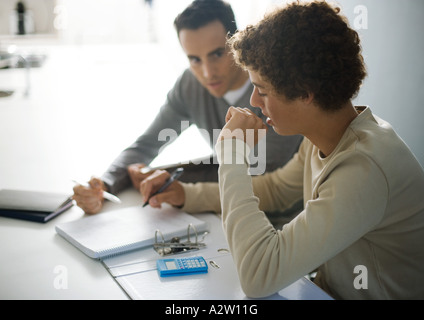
[{"x1": 102, "y1": 69, "x2": 303, "y2": 194}]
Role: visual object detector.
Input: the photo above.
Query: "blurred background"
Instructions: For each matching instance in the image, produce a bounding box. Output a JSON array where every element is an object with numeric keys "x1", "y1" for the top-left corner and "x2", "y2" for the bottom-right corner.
[{"x1": 0, "y1": 0, "x2": 423, "y2": 193}]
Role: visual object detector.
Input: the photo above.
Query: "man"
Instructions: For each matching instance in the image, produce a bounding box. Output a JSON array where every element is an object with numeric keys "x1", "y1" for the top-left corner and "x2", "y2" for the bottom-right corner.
[{"x1": 73, "y1": 0, "x2": 302, "y2": 214}]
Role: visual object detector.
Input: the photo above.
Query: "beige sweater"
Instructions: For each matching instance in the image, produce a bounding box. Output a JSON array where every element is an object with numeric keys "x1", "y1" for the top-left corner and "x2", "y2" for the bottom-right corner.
[{"x1": 182, "y1": 106, "x2": 424, "y2": 299}]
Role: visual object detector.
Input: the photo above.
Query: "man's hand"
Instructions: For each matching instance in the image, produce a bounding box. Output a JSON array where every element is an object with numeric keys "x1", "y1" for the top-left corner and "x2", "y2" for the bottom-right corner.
[
  {"x1": 72, "y1": 177, "x2": 106, "y2": 215},
  {"x1": 140, "y1": 170, "x2": 185, "y2": 209},
  {"x1": 127, "y1": 163, "x2": 153, "y2": 190}
]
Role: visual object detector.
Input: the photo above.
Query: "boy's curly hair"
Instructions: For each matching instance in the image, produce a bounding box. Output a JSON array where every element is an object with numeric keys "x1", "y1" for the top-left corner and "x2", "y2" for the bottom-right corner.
[{"x1": 228, "y1": 1, "x2": 367, "y2": 111}]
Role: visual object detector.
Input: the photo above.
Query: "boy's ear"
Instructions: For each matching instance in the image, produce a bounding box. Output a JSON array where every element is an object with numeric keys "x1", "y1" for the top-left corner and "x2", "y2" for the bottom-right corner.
[{"x1": 303, "y1": 92, "x2": 314, "y2": 104}]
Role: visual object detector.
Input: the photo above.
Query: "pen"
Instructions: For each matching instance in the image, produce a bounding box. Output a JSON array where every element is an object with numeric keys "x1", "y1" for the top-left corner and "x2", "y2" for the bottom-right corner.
[
  {"x1": 143, "y1": 167, "x2": 184, "y2": 207},
  {"x1": 72, "y1": 180, "x2": 122, "y2": 204}
]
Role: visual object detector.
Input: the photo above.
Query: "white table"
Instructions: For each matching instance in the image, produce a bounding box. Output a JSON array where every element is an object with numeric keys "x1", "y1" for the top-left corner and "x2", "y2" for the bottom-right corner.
[
  {"x1": 0, "y1": 188, "x2": 332, "y2": 300},
  {"x1": 101, "y1": 204, "x2": 332, "y2": 300},
  {"x1": 0, "y1": 193, "x2": 131, "y2": 299}
]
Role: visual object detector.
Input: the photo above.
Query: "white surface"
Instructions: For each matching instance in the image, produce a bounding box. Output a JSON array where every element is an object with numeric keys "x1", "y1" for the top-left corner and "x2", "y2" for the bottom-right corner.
[
  {"x1": 0, "y1": 187, "x2": 332, "y2": 300},
  {"x1": 0, "y1": 200, "x2": 129, "y2": 299},
  {"x1": 103, "y1": 212, "x2": 332, "y2": 300}
]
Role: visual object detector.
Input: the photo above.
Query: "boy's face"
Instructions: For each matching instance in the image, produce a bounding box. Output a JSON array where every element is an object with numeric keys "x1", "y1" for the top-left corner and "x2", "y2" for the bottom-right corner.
[
  {"x1": 179, "y1": 20, "x2": 246, "y2": 98},
  {"x1": 248, "y1": 70, "x2": 306, "y2": 136}
]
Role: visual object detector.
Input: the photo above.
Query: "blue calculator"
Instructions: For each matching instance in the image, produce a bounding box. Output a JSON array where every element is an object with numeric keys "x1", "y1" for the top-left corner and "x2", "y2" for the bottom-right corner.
[{"x1": 157, "y1": 256, "x2": 208, "y2": 277}]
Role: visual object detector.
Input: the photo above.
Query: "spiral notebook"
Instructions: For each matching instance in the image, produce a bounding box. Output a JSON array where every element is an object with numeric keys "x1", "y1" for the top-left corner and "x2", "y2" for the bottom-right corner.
[{"x1": 55, "y1": 205, "x2": 208, "y2": 260}]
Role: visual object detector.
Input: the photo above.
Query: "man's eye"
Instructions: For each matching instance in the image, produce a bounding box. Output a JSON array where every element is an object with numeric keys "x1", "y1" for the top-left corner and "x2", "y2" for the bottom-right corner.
[
  {"x1": 210, "y1": 49, "x2": 225, "y2": 61},
  {"x1": 214, "y1": 51, "x2": 224, "y2": 58},
  {"x1": 189, "y1": 57, "x2": 201, "y2": 65}
]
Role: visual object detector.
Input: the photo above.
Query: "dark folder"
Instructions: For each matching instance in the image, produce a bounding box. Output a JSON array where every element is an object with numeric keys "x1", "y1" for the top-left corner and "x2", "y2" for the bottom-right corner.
[{"x1": 0, "y1": 189, "x2": 73, "y2": 223}]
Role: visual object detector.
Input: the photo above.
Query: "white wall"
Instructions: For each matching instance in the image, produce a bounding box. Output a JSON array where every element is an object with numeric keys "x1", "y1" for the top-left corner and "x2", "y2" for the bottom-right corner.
[{"x1": 334, "y1": 0, "x2": 424, "y2": 167}]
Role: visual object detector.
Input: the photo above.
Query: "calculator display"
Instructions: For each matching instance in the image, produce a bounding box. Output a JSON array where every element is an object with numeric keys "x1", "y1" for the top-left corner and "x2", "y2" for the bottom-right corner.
[{"x1": 157, "y1": 256, "x2": 208, "y2": 277}]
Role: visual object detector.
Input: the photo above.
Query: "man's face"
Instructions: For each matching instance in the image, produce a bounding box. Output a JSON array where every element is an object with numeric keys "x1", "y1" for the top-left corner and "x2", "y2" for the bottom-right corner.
[{"x1": 179, "y1": 20, "x2": 246, "y2": 98}]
